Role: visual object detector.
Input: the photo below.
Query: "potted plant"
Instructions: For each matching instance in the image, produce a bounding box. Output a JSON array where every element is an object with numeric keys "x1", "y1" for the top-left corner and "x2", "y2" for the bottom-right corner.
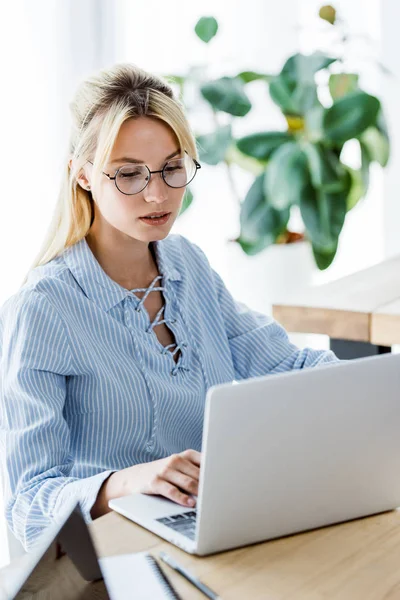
[{"x1": 166, "y1": 6, "x2": 390, "y2": 272}]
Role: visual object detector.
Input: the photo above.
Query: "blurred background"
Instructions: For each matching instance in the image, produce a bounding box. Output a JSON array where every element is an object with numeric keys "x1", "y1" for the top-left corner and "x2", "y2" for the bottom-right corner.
[{"x1": 0, "y1": 0, "x2": 399, "y2": 566}]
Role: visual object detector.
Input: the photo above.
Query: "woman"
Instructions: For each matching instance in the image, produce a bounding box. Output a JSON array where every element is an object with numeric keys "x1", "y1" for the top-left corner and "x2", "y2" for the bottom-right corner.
[{"x1": 0, "y1": 63, "x2": 337, "y2": 551}]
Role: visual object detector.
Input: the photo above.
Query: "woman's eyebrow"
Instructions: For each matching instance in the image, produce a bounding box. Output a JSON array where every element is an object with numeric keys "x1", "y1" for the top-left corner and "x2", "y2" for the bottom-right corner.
[{"x1": 110, "y1": 149, "x2": 181, "y2": 165}]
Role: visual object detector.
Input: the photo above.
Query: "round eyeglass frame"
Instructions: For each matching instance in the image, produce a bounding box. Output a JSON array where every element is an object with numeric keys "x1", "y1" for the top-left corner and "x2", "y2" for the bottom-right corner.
[{"x1": 87, "y1": 152, "x2": 201, "y2": 196}]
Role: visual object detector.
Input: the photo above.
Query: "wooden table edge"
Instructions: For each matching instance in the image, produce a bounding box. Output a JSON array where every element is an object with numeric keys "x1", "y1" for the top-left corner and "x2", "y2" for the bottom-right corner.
[{"x1": 272, "y1": 304, "x2": 371, "y2": 342}]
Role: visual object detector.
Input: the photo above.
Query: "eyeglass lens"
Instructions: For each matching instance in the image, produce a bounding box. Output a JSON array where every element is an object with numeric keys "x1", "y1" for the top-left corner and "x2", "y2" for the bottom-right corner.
[{"x1": 115, "y1": 154, "x2": 197, "y2": 195}]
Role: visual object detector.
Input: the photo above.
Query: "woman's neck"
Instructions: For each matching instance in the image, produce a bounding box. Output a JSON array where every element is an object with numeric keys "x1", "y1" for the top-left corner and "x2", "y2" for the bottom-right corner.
[{"x1": 85, "y1": 224, "x2": 159, "y2": 291}]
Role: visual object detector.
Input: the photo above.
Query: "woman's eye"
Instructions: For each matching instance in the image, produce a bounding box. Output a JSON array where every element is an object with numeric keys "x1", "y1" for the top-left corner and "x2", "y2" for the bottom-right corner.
[
  {"x1": 165, "y1": 166, "x2": 183, "y2": 173},
  {"x1": 120, "y1": 171, "x2": 141, "y2": 178}
]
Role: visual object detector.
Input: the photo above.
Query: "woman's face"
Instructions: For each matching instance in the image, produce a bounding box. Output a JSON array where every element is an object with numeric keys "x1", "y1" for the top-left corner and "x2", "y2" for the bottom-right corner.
[{"x1": 82, "y1": 116, "x2": 186, "y2": 244}]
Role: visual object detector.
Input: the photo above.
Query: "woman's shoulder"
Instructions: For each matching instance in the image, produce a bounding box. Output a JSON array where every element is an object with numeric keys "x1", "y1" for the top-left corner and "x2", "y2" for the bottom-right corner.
[
  {"x1": 0, "y1": 252, "x2": 75, "y2": 320},
  {"x1": 25, "y1": 252, "x2": 72, "y2": 289},
  {"x1": 162, "y1": 234, "x2": 212, "y2": 273},
  {"x1": 0, "y1": 259, "x2": 77, "y2": 371}
]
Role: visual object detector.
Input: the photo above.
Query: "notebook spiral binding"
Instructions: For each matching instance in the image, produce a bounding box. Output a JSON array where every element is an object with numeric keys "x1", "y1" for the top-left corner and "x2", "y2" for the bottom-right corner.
[{"x1": 145, "y1": 554, "x2": 182, "y2": 599}]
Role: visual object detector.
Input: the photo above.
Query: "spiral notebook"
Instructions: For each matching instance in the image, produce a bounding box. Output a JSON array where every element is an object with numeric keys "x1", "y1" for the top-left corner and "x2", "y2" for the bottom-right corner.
[{"x1": 99, "y1": 551, "x2": 181, "y2": 599}]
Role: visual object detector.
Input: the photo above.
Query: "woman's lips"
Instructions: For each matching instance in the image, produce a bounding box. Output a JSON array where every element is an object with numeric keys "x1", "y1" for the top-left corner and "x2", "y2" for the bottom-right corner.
[{"x1": 139, "y1": 212, "x2": 171, "y2": 226}]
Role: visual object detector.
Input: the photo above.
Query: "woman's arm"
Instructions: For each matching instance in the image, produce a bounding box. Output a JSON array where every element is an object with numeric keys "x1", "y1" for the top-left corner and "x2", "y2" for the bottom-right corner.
[
  {"x1": 185, "y1": 239, "x2": 338, "y2": 379},
  {"x1": 213, "y1": 266, "x2": 338, "y2": 379},
  {"x1": 0, "y1": 289, "x2": 113, "y2": 550},
  {"x1": 91, "y1": 449, "x2": 201, "y2": 519}
]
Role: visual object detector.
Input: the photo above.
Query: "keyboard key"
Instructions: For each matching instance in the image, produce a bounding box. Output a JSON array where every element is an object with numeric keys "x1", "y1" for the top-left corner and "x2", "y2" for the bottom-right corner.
[
  {"x1": 157, "y1": 517, "x2": 173, "y2": 525},
  {"x1": 157, "y1": 510, "x2": 197, "y2": 540}
]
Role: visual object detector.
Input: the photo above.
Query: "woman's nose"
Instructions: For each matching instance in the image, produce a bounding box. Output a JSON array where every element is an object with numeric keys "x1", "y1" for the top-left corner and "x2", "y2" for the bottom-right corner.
[{"x1": 143, "y1": 172, "x2": 168, "y2": 203}]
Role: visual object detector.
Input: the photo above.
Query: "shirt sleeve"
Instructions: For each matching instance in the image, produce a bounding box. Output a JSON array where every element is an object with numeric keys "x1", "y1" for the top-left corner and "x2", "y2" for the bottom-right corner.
[
  {"x1": 179, "y1": 235, "x2": 338, "y2": 379},
  {"x1": 210, "y1": 267, "x2": 338, "y2": 379},
  {"x1": 0, "y1": 289, "x2": 113, "y2": 551}
]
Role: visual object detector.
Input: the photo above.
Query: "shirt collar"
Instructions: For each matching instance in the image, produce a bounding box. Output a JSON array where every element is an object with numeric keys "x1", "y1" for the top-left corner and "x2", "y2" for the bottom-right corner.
[{"x1": 63, "y1": 236, "x2": 181, "y2": 313}]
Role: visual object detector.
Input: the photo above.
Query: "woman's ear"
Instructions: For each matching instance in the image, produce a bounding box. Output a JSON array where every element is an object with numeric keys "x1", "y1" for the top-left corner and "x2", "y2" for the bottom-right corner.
[{"x1": 69, "y1": 159, "x2": 91, "y2": 191}]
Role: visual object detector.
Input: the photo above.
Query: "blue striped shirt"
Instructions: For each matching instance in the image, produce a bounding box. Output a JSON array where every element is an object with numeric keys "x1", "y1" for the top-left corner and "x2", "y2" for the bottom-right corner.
[{"x1": 0, "y1": 234, "x2": 337, "y2": 550}]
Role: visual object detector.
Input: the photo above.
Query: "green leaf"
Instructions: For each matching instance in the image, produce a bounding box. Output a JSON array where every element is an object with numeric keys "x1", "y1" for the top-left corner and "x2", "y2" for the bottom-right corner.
[
  {"x1": 329, "y1": 73, "x2": 359, "y2": 100},
  {"x1": 163, "y1": 74, "x2": 186, "y2": 86},
  {"x1": 179, "y1": 187, "x2": 193, "y2": 215},
  {"x1": 302, "y1": 142, "x2": 347, "y2": 192},
  {"x1": 268, "y1": 75, "x2": 298, "y2": 115},
  {"x1": 200, "y1": 77, "x2": 252, "y2": 117},
  {"x1": 236, "y1": 131, "x2": 292, "y2": 161},
  {"x1": 300, "y1": 185, "x2": 347, "y2": 264},
  {"x1": 345, "y1": 166, "x2": 365, "y2": 211},
  {"x1": 323, "y1": 91, "x2": 380, "y2": 143},
  {"x1": 238, "y1": 172, "x2": 290, "y2": 254},
  {"x1": 292, "y1": 83, "x2": 320, "y2": 115},
  {"x1": 376, "y1": 108, "x2": 389, "y2": 140},
  {"x1": 359, "y1": 140, "x2": 371, "y2": 192},
  {"x1": 305, "y1": 104, "x2": 325, "y2": 142},
  {"x1": 162, "y1": 74, "x2": 186, "y2": 98},
  {"x1": 375, "y1": 109, "x2": 390, "y2": 164},
  {"x1": 312, "y1": 244, "x2": 338, "y2": 270},
  {"x1": 269, "y1": 53, "x2": 336, "y2": 116},
  {"x1": 281, "y1": 52, "x2": 337, "y2": 83},
  {"x1": 196, "y1": 125, "x2": 232, "y2": 165},
  {"x1": 265, "y1": 142, "x2": 310, "y2": 210},
  {"x1": 236, "y1": 236, "x2": 279, "y2": 256},
  {"x1": 194, "y1": 17, "x2": 218, "y2": 43},
  {"x1": 236, "y1": 71, "x2": 273, "y2": 84},
  {"x1": 358, "y1": 125, "x2": 390, "y2": 167},
  {"x1": 225, "y1": 145, "x2": 266, "y2": 176}
]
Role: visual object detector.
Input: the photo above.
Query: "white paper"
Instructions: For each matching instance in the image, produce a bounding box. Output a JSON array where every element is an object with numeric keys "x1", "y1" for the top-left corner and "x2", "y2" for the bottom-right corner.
[{"x1": 99, "y1": 551, "x2": 174, "y2": 600}]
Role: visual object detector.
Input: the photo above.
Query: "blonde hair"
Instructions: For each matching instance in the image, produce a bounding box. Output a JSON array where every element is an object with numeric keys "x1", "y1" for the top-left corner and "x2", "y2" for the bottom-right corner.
[{"x1": 29, "y1": 63, "x2": 198, "y2": 273}]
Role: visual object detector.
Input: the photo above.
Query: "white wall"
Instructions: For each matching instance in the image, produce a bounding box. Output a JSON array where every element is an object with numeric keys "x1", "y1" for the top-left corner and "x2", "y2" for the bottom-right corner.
[
  {"x1": 381, "y1": 0, "x2": 400, "y2": 258},
  {"x1": 0, "y1": 0, "x2": 117, "y2": 308}
]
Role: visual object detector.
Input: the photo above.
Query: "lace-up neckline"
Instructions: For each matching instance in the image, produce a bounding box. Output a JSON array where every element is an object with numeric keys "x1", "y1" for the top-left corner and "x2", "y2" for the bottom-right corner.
[{"x1": 130, "y1": 273, "x2": 189, "y2": 377}]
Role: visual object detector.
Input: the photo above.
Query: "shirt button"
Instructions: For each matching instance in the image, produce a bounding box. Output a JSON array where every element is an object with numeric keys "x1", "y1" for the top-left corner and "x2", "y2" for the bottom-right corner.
[
  {"x1": 170, "y1": 318, "x2": 177, "y2": 324},
  {"x1": 171, "y1": 370, "x2": 178, "y2": 376},
  {"x1": 182, "y1": 342, "x2": 188, "y2": 348}
]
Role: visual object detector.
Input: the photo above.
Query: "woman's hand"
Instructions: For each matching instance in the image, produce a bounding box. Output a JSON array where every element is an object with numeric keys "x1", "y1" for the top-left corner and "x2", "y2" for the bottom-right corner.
[
  {"x1": 91, "y1": 449, "x2": 201, "y2": 519},
  {"x1": 137, "y1": 449, "x2": 201, "y2": 506}
]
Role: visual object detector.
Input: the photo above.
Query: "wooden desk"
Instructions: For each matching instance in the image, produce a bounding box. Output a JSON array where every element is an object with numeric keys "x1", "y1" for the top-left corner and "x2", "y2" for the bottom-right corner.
[
  {"x1": 3, "y1": 509, "x2": 400, "y2": 599},
  {"x1": 272, "y1": 256, "x2": 400, "y2": 358}
]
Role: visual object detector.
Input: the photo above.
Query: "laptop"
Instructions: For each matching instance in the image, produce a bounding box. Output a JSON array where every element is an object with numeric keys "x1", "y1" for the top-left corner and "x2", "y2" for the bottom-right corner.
[
  {"x1": 8, "y1": 501, "x2": 180, "y2": 599},
  {"x1": 109, "y1": 352, "x2": 400, "y2": 556}
]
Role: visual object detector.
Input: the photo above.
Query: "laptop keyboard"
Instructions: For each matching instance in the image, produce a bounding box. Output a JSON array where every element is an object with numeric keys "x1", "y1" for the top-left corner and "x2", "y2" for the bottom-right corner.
[{"x1": 156, "y1": 510, "x2": 197, "y2": 540}]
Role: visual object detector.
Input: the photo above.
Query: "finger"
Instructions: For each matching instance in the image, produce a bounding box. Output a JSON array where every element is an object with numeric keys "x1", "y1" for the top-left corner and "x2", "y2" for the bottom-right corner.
[
  {"x1": 180, "y1": 449, "x2": 202, "y2": 467},
  {"x1": 154, "y1": 477, "x2": 196, "y2": 507},
  {"x1": 174, "y1": 458, "x2": 200, "y2": 483},
  {"x1": 163, "y1": 467, "x2": 199, "y2": 497},
  {"x1": 168, "y1": 454, "x2": 200, "y2": 482}
]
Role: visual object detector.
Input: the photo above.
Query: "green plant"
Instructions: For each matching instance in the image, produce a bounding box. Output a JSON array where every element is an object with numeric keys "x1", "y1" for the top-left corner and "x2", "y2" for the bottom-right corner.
[{"x1": 166, "y1": 9, "x2": 390, "y2": 270}]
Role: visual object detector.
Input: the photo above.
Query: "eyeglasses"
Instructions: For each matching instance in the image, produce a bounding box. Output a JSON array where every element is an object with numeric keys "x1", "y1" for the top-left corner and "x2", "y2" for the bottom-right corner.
[{"x1": 87, "y1": 153, "x2": 201, "y2": 196}]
